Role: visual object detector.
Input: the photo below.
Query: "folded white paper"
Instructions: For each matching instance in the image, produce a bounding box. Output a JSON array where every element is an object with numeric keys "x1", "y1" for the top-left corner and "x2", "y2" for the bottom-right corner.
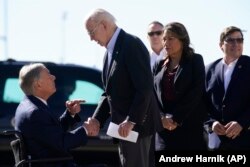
[
  {"x1": 208, "y1": 132, "x2": 221, "y2": 149},
  {"x1": 106, "y1": 122, "x2": 139, "y2": 143}
]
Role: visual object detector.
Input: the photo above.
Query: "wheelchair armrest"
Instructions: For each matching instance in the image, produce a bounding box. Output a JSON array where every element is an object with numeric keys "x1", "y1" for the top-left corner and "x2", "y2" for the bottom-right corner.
[
  {"x1": 16, "y1": 156, "x2": 73, "y2": 167},
  {"x1": 1, "y1": 130, "x2": 21, "y2": 136},
  {"x1": 2, "y1": 130, "x2": 74, "y2": 167},
  {"x1": 1, "y1": 130, "x2": 23, "y2": 139}
]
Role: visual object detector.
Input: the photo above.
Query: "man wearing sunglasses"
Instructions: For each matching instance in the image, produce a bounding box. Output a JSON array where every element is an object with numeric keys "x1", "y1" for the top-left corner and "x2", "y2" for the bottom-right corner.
[
  {"x1": 205, "y1": 26, "x2": 250, "y2": 150},
  {"x1": 147, "y1": 21, "x2": 165, "y2": 70}
]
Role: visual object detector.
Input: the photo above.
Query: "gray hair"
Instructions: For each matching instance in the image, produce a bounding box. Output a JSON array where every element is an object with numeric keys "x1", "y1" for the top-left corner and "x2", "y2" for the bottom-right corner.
[
  {"x1": 19, "y1": 63, "x2": 45, "y2": 95},
  {"x1": 85, "y1": 8, "x2": 116, "y2": 26}
]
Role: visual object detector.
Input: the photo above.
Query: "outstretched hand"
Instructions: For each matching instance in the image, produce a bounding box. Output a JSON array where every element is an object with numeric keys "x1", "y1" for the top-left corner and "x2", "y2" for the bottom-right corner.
[
  {"x1": 66, "y1": 99, "x2": 85, "y2": 115},
  {"x1": 83, "y1": 117, "x2": 100, "y2": 136}
]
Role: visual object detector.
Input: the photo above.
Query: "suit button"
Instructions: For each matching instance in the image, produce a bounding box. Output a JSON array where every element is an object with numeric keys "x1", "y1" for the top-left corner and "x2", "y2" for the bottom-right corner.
[{"x1": 222, "y1": 105, "x2": 226, "y2": 108}]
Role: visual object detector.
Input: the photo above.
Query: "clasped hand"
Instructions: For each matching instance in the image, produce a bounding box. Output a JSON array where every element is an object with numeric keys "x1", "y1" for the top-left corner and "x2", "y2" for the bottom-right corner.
[
  {"x1": 161, "y1": 117, "x2": 178, "y2": 131},
  {"x1": 212, "y1": 121, "x2": 243, "y2": 139},
  {"x1": 84, "y1": 118, "x2": 100, "y2": 136}
]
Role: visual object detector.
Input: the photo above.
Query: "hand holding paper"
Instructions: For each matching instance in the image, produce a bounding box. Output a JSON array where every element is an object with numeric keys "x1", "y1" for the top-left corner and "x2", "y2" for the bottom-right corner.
[
  {"x1": 118, "y1": 120, "x2": 135, "y2": 137},
  {"x1": 107, "y1": 122, "x2": 138, "y2": 143}
]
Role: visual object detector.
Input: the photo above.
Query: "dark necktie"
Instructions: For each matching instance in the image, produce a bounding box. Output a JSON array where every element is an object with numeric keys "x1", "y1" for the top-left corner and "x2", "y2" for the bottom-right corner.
[{"x1": 103, "y1": 52, "x2": 109, "y2": 85}]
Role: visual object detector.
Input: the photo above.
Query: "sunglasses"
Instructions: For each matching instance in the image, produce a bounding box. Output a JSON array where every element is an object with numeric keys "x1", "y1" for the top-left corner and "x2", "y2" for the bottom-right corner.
[
  {"x1": 148, "y1": 30, "x2": 163, "y2": 37},
  {"x1": 224, "y1": 37, "x2": 244, "y2": 44}
]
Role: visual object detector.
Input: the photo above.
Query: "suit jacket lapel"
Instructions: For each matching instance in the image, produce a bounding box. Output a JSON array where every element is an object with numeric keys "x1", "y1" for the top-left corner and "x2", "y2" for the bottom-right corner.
[
  {"x1": 27, "y1": 95, "x2": 60, "y2": 124},
  {"x1": 215, "y1": 61, "x2": 226, "y2": 102},
  {"x1": 174, "y1": 65, "x2": 183, "y2": 84},
  {"x1": 106, "y1": 52, "x2": 118, "y2": 90},
  {"x1": 107, "y1": 50, "x2": 119, "y2": 81},
  {"x1": 27, "y1": 95, "x2": 49, "y2": 111},
  {"x1": 173, "y1": 57, "x2": 186, "y2": 84},
  {"x1": 105, "y1": 30, "x2": 125, "y2": 89},
  {"x1": 157, "y1": 61, "x2": 167, "y2": 106},
  {"x1": 102, "y1": 51, "x2": 108, "y2": 88},
  {"x1": 224, "y1": 57, "x2": 243, "y2": 98},
  {"x1": 218, "y1": 61, "x2": 225, "y2": 87}
]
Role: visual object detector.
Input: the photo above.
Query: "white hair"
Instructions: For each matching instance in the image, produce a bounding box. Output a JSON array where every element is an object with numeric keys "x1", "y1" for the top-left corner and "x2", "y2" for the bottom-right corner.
[{"x1": 84, "y1": 8, "x2": 116, "y2": 25}]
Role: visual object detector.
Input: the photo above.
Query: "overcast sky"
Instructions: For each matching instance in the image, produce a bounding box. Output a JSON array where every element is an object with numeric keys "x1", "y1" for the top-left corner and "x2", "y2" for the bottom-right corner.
[{"x1": 0, "y1": 0, "x2": 249, "y2": 69}]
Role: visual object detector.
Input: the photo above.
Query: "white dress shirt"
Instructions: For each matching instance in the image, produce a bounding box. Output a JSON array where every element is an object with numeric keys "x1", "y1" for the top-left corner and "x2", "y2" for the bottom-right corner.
[
  {"x1": 150, "y1": 49, "x2": 165, "y2": 71},
  {"x1": 222, "y1": 58, "x2": 238, "y2": 92},
  {"x1": 35, "y1": 96, "x2": 48, "y2": 106},
  {"x1": 106, "y1": 27, "x2": 121, "y2": 69},
  {"x1": 208, "y1": 58, "x2": 238, "y2": 150}
]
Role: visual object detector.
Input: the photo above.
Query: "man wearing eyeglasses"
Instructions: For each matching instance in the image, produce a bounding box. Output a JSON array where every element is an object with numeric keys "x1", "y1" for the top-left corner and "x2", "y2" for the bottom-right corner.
[
  {"x1": 204, "y1": 26, "x2": 250, "y2": 150},
  {"x1": 147, "y1": 21, "x2": 165, "y2": 70},
  {"x1": 84, "y1": 9, "x2": 162, "y2": 167}
]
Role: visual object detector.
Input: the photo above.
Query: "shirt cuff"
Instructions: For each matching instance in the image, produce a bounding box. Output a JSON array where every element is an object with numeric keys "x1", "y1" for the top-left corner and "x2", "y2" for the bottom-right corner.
[
  {"x1": 125, "y1": 116, "x2": 136, "y2": 125},
  {"x1": 82, "y1": 125, "x2": 88, "y2": 134}
]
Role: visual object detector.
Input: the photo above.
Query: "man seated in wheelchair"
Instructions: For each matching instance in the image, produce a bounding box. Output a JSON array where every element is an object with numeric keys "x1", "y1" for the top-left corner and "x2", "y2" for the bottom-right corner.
[{"x1": 14, "y1": 63, "x2": 100, "y2": 167}]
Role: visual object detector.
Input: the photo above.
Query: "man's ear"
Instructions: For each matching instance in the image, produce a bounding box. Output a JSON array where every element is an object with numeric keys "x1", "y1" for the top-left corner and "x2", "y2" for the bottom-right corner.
[
  {"x1": 102, "y1": 20, "x2": 107, "y2": 30},
  {"x1": 33, "y1": 80, "x2": 41, "y2": 89},
  {"x1": 219, "y1": 42, "x2": 224, "y2": 52}
]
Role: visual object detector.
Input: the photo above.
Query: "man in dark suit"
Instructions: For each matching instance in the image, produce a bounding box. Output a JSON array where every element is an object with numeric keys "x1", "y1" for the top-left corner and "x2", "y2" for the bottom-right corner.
[
  {"x1": 205, "y1": 26, "x2": 250, "y2": 150},
  {"x1": 84, "y1": 8, "x2": 162, "y2": 167},
  {"x1": 15, "y1": 63, "x2": 100, "y2": 167}
]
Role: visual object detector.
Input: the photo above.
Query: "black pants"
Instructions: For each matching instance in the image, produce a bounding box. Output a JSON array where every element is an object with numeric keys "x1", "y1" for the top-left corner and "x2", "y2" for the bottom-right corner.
[{"x1": 118, "y1": 135, "x2": 152, "y2": 167}]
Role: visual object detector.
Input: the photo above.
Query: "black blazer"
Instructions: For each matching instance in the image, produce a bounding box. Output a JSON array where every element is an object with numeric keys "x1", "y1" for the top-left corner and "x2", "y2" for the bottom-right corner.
[
  {"x1": 153, "y1": 53, "x2": 207, "y2": 126},
  {"x1": 93, "y1": 29, "x2": 162, "y2": 137},
  {"x1": 15, "y1": 95, "x2": 87, "y2": 166},
  {"x1": 153, "y1": 53, "x2": 207, "y2": 150},
  {"x1": 205, "y1": 55, "x2": 250, "y2": 149}
]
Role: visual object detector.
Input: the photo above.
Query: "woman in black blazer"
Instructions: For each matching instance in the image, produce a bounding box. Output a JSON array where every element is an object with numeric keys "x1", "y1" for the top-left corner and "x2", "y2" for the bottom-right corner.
[{"x1": 153, "y1": 22, "x2": 207, "y2": 150}]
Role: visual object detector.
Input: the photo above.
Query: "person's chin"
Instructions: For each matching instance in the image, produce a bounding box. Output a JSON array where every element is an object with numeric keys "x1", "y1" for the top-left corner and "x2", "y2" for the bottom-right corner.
[{"x1": 97, "y1": 41, "x2": 104, "y2": 46}]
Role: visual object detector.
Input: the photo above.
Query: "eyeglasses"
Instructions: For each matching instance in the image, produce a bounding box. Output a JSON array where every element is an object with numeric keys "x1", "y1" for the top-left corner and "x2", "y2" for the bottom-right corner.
[
  {"x1": 224, "y1": 37, "x2": 244, "y2": 45},
  {"x1": 147, "y1": 30, "x2": 163, "y2": 37},
  {"x1": 88, "y1": 21, "x2": 102, "y2": 37}
]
